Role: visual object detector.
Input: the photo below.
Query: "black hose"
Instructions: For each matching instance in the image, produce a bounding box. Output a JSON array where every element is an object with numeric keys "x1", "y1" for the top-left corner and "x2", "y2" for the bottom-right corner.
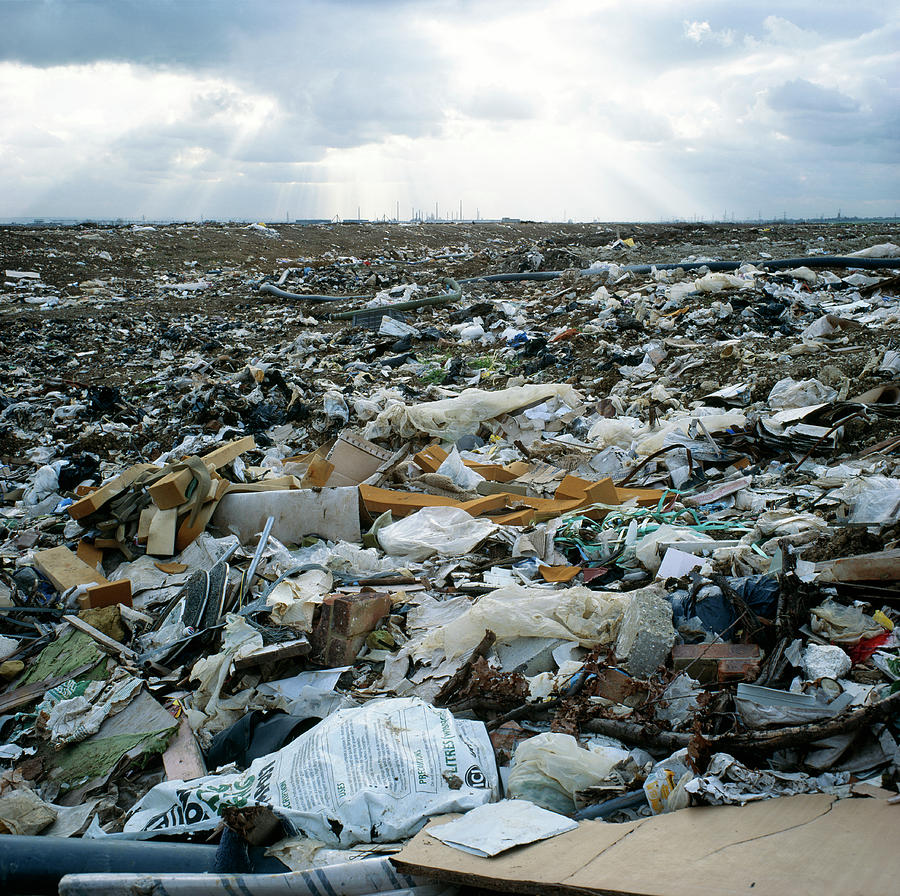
[
  {"x1": 259, "y1": 283, "x2": 354, "y2": 302},
  {"x1": 0, "y1": 835, "x2": 287, "y2": 894}
]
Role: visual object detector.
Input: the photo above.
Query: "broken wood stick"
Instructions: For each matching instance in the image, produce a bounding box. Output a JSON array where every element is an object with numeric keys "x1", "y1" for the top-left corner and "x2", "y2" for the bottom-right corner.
[{"x1": 584, "y1": 688, "x2": 900, "y2": 754}]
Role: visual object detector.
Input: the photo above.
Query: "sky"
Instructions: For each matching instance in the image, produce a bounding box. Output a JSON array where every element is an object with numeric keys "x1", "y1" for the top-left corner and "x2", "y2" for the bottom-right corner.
[{"x1": 1, "y1": 0, "x2": 897, "y2": 222}]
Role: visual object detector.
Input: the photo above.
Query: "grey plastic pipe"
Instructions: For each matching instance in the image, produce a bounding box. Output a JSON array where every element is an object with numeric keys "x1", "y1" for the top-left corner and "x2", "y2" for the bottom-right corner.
[{"x1": 258, "y1": 257, "x2": 896, "y2": 307}]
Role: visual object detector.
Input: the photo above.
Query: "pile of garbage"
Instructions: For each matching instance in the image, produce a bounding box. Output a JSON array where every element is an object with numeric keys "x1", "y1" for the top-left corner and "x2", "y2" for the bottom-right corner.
[{"x1": 1, "y1": 222, "x2": 899, "y2": 894}]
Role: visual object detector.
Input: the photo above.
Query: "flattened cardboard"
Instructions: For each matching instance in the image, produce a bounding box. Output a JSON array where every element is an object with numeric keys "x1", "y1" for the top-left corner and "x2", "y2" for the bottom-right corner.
[{"x1": 396, "y1": 794, "x2": 899, "y2": 896}]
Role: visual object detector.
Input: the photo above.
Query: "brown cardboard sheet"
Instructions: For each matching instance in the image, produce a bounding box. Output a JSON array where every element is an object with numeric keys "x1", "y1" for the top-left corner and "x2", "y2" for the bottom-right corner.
[{"x1": 395, "y1": 794, "x2": 899, "y2": 896}]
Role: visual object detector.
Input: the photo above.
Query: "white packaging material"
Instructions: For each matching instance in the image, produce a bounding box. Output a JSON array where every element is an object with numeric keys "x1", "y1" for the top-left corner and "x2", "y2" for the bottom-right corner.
[
  {"x1": 767, "y1": 378, "x2": 837, "y2": 410},
  {"x1": 508, "y1": 732, "x2": 632, "y2": 814},
  {"x1": 634, "y1": 411, "x2": 746, "y2": 457},
  {"x1": 849, "y1": 242, "x2": 900, "y2": 258},
  {"x1": 683, "y1": 752, "x2": 849, "y2": 805},
  {"x1": 880, "y1": 350, "x2": 900, "y2": 375},
  {"x1": 634, "y1": 525, "x2": 714, "y2": 574},
  {"x1": 643, "y1": 749, "x2": 694, "y2": 814},
  {"x1": 413, "y1": 584, "x2": 641, "y2": 662},
  {"x1": 364, "y1": 384, "x2": 580, "y2": 441},
  {"x1": 587, "y1": 416, "x2": 644, "y2": 449},
  {"x1": 0, "y1": 635, "x2": 19, "y2": 662},
  {"x1": 377, "y1": 506, "x2": 497, "y2": 562},
  {"x1": 428, "y1": 799, "x2": 578, "y2": 857},
  {"x1": 212, "y1": 488, "x2": 362, "y2": 545},
  {"x1": 801, "y1": 644, "x2": 852, "y2": 681},
  {"x1": 435, "y1": 447, "x2": 485, "y2": 491},
  {"x1": 459, "y1": 323, "x2": 485, "y2": 342},
  {"x1": 846, "y1": 480, "x2": 900, "y2": 525},
  {"x1": 693, "y1": 272, "x2": 748, "y2": 292},
  {"x1": 378, "y1": 316, "x2": 419, "y2": 338},
  {"x1": 323, "y1": 390, "x2": 349, "y2": 425},
  {"x1": 125, "y1": 697, "x2": 499, "y2": 845},
  {"x1": 655, "y1": 673, "x2": 702, "y2": 729}
]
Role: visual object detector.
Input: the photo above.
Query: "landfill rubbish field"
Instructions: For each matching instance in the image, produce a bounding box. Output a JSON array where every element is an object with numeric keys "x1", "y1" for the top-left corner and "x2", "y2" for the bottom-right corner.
[{"x1": 1, "y1": 220, "x2": 899, "y2": 895}]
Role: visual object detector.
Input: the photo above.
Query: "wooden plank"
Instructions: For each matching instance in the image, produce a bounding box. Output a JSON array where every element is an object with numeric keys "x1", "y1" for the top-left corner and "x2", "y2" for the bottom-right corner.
[
  {"x1": 825, "y1": 549, "x2": 900, "y2": 583},
  {"x1": 75, "y1": 539, "x2": 104, "y2": 571},
  {"x1": 232, "y1": 637, "x2": 311, "y2": 671},
  {"x1": 137, "y1": 504, "x2": 157, "y2": 544},
  {"x1": 174, "y1": 481, "x2": 230, "y2": 553},
  {"x1": 63, "y1": 615, "x2": 137, "y2": 661},
  {"x1": 146, "y1": 506, "x2": 178, "y2": 556},
  {"x1": 162, "y1": 716, "x2": 207, "y2": 782},
  {"x1": 199, "y1": 435, "x2": 256, "y2": 470},
  {"x1": 67, "y1": 463, "x2": 156, "y2": 521},
  {"x1": 33, "y1": 546, "x2": 109, "y2": 590},
  {"x1": 78, "y1": 579, "x2": 132, "y2": 611},
  {"x1": 148, "y1": 468, "x2": 195, "y2": 510}
]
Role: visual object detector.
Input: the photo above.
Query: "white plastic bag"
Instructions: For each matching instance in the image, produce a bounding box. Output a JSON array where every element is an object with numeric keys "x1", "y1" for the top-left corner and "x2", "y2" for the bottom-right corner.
[
  {"x1": 508, "y1": 732, "x2": 631, "y2": 814},
  {"x1": 125, "y1": 697, "x2": 499, "y2": 846},
  {"x1": 767, "y1": 378, "x2": 836, "y2": 410},
  {"x1": 365, "y1": 384, "x2": 580, "y2": 441},
  {"x1": 377, "y1": 506, "x2": 497, "y2": 561}
]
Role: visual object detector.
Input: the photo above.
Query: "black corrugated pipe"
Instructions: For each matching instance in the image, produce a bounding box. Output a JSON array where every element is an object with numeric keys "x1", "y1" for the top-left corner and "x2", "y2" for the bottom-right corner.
[{"x1": 0, "y1": 835, "x2": 287, "y2": 894}]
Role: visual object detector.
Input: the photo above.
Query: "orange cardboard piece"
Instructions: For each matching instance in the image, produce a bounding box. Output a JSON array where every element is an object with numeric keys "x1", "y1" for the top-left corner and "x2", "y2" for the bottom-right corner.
[
  {"x1": 154, "y1": 561, "x2": 189, "y2": 574},
  {"x1": 33, "y1": 546, "x2": 132, "y2": 609},
  {"x1": 148, "y1": 467, "x2": 195, "y2": 511},
  {"x1": 615, "y1": 485, "x2": 665, "y2": 506},
  {"x1": 466, "y1": 462, "x2": 519, "y2": 482},
  {"x1": 359, "y1": 484, "x2": 507, "y2": 519},
  {"x1": 414, "y1": 444, "x2": 518, "y2": 482},
  {"x1": 302, "y1": 455, "x2": 335, "y2": 488},
  {"x1": 75, "y1": 539, "x2": 104, "y2": 571},
  {"x1": 78, "y1": 579, "x2": 132, "y2": 611},
  {"x1": 492, "y1": 509, "x2": 537, "y2": 526},
  {"x1": 555, "y1": 474, "x2": 617, "y2": 504},
  {"x1": 413, "y1": 444, "x2": 447, "y2": 473},
  {"x1": 539, "y1": 564, "x2": 582, "y2": 583}
]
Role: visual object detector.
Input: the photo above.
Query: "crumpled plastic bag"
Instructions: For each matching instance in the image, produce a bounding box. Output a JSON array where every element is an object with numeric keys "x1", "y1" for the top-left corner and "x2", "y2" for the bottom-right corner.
[
  {"x1": 693, "y1": 272, "x2": 749, "y2": 292},
  {"x1": 413, "y1": 583, "x2": 644, "y2": 662},
  {"x1": 0, "y1": 788, "x2": 57, "y2": 835},
  {"x1": 364, "y1": 384, "x2": 580, "y2": 441},
  {"x1": 435, "y1": 447, "x2": 485, "y2": 491},
  {"x1": 377, "y1": 506, "x2": 497, "y2": 562},
  {"x1": 844, "y1": 478, "x2": 900, "y2": 525},
  {"x1": 644, "y1": 748, "x2": 694, "y2": 814},
  {"x1": 811, "y1": 600, "x2": 883, "y2": 645},
  {"x1": 125, "y1": 697, "x2": 499, "y2": 847},
  {"x1": 767, "y1": 377, "x2": 837, "y2": 410},
  {"x1": 655, "y1": 673, "x2": 703, "y2": 730},
  {"x1": 634, "y1": 525, "x2": 714, "y2": 574},
  {"x1": 508, "y1": 732, "x2": 632, "y2": 814},
  {"x1": 37, "y1": 668, "x2": 143, "y2": 747}
]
